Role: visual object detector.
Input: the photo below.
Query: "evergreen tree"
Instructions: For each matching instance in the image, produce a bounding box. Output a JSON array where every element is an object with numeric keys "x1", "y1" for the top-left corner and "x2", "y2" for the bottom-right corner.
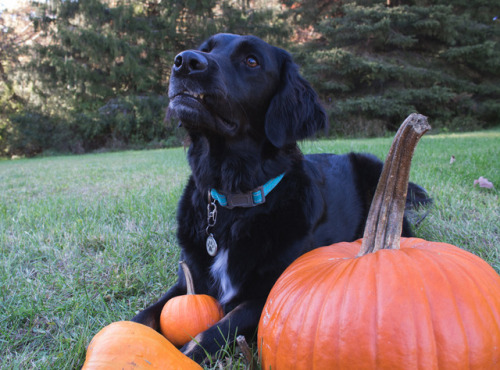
[
  {"x1": 25, "y1": 0, "x2": 180, "y2": 152},
  {"x1": 2, "y1": 0, "x2": 288, "y2": 155},
  {"x1": 287, "y1": 0, "x2": 500, "y2": 135},
  {"x1": 2, "y1": 0, "x2": 498, "y2": 155},
  {"x1": 0, "y1": 4, "x2": 31, "y2": 154}
]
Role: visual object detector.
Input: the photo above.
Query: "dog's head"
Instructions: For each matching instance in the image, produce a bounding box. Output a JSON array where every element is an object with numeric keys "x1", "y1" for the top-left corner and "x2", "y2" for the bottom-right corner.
[{"x1": 167, "y1": 33, "x2": 327, "y2": 148}]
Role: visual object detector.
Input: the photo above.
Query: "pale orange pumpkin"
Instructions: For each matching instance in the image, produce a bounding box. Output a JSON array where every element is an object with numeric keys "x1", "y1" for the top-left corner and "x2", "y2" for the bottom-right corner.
[
  {"x1": 258, "y1": 114, "x2": 500, "y2": 369},
  {"x1": 82, "y1": 321, "x2": 201, "y2": 369},
  {"x1": 160, "y1": 261, "x2": 224, "y2": 347}
]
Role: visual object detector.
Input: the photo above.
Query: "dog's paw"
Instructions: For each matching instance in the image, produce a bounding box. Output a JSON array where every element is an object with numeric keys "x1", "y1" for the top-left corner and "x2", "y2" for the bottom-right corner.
[
  {"x1": 130, "y1": 308, "x2": 160, "y2": 330},
  {"x1": 181, "y1": 333, "x2": 212, "y2": 364}
]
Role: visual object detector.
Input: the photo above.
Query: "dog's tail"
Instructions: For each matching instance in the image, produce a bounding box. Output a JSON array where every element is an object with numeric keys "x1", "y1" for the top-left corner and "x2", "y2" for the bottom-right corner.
[
  {"x1": 407, "y1": 182, "x2": 432, "y2": 208},
  {"x1": 405, "y1": 182, "x2": 433, "y2": 228}
]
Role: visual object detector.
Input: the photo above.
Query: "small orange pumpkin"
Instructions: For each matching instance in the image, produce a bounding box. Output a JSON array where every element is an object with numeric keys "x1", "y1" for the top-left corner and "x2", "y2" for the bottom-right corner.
[
  {"x1": 258, "y1": 114, "x2": 500, "y2": 369},
  {"x1": 82, "y1": 321, "x2": 201, "y2": 369},
  {"x1": 160, "y1": 261, "x2": 224, "y2": 347}
]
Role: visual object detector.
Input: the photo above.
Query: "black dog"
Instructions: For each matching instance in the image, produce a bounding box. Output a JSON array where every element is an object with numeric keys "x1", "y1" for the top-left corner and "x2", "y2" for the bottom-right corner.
[{"x1": 132, "y1": 33, "x2": 430, "y2": 362}]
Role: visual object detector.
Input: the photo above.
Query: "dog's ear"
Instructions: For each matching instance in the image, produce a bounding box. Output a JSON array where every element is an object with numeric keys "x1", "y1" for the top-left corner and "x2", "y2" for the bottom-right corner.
[{"x1": 265, "y1": 52, "x2": 327, "y2": 148}]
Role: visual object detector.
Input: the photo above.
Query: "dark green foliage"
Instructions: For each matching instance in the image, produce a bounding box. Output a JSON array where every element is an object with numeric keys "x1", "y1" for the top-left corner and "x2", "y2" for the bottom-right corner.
[
  {"x1": 0, "y1": 95, "x2": 177, "y2": 156},
  {"x1": 0, "y1": 0, "x2": 288, "y2": 156},
  {"x1": 90, "y1": 95, "x2": 174, "y2": 149},
  {"x1": 291, "y1": 1, "x2": 500, "y2": 135},
  {"x1": 0, "y1": 0, "x2": 498, "y2": 155},
  {"x1": 0, "y1": 111, "x2": 70, "y2": 156}
]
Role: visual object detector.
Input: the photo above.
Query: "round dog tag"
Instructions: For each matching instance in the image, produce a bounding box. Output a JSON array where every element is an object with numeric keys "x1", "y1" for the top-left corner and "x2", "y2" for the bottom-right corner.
[{"x1": 206, "y1": 233, "x2": 218, "y2": 256}]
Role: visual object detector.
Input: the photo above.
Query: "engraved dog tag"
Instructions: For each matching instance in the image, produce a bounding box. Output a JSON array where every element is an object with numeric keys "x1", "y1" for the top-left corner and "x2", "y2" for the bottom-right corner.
[{"x1": 206, "y1": 233, "x2": 218, "y2": 256}]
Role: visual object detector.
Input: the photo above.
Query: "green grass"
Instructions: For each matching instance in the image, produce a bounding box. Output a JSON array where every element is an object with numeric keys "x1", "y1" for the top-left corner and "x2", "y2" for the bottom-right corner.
[{"x1": 1, "y1": 129, "x2": 499, "y2": 368}]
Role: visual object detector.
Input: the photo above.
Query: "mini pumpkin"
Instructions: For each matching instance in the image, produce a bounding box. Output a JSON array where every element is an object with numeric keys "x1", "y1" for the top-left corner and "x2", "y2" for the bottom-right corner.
[
  {"x1": 258, "y1": 114, "x2": 500, "y2": 369},
  {"x1": 82, "y1": 321, "x2": 201, "y2": 369},
  {"x1": 160, "y1": 261, "x2": 224, "y2": 347}
]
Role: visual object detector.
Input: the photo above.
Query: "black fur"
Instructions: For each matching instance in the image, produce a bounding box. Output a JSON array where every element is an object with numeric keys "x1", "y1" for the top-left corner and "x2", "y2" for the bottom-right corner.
[{"x1": 132, "y1": 34, "x2": 430, "y2": 363}]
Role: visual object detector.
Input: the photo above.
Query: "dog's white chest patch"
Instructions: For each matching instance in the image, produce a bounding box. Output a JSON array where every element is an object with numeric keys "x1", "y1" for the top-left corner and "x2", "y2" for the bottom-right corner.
[{"x1": 210, "y1": 249, "x2": 238, "y2": 304}]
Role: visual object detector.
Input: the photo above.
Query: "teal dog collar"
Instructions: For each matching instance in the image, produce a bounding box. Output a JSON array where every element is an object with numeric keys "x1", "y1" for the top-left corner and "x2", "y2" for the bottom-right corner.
[{"x1": 210, "y1": 173, "x2": 285, "y2": 209}]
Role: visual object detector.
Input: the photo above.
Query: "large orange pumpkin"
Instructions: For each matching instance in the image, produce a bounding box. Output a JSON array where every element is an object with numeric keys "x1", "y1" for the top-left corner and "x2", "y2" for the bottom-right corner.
[
  {"x1": 160, "y1": 261, "x2": 224, "y2": 347},
  {"x1": 258, "y1": 114, "x2": 500, "y2": 369},
  {"x1": 258, "y1": 238, "x2": 500, "y2": 369},
  {"x1": 82, "y1": 321, "x2": 201, "y2": 369}
]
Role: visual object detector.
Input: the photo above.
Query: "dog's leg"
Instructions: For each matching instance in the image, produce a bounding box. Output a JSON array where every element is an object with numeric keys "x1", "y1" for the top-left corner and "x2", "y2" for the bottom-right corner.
[
  {"x1": 181, "y1": 299, "x2": 265, "y2": 363},
  {"x1": 131, "y1": 283, "x2": 185, "y2": 330}
]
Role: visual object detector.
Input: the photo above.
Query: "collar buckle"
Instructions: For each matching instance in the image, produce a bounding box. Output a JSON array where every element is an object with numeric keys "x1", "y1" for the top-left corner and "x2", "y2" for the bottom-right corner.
[
  {"x1": 211, "y1": 173, "x2": 285, "y2": 209},
  {"x1": 225, "y1": 186, "x2": 264, "y2": 209}
]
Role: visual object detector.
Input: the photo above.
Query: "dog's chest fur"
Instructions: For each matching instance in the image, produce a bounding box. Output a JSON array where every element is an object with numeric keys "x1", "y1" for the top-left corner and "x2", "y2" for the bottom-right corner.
[{"x1": 210, "y1": 249, "x2": 238, "y2": 304}]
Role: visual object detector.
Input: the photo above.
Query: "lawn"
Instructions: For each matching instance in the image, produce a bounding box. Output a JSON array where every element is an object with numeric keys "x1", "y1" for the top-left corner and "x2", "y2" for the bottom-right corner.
[{"x1": 1, "y1": 128, "x2": 498, "y2": 368}]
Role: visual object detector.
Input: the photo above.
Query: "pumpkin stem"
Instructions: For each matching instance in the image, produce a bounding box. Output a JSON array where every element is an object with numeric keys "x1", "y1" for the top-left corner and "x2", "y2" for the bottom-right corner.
[
  {"x1": 180, "y1": 261, "x2": 195, "y2": 295},
  {"x1": 357, "y1": 113, "x2": 431, "y2": 257}
]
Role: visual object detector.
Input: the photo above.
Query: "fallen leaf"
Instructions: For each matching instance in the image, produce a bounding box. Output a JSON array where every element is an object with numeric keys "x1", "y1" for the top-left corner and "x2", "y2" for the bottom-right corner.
[{"x1": 473, "y1": 176, "x2": 494, "y2": 189}]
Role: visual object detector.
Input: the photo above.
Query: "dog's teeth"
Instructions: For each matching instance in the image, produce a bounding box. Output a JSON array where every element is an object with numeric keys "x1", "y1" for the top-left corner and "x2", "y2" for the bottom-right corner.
[{"x1": 182, "y1": 91, "x2": 203, "y2": 100}]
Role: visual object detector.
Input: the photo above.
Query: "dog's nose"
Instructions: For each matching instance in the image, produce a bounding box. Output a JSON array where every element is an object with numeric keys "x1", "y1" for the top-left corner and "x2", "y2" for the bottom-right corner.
[{"x1": 173, "y1": 51, "x2": 208, "y2": 75}]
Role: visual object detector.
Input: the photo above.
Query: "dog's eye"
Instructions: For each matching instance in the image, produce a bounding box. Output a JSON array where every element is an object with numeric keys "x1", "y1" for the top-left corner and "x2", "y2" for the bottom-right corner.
[{"x1": 245, "y1": 56, "x2": 259, "y2": 68}]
